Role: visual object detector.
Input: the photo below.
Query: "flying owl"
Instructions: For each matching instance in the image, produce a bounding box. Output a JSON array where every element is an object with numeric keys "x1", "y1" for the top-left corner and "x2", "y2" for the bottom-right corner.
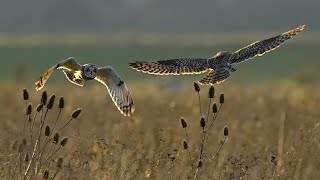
[
  {"x1": 35, "y1": 57, "x2": 135, "y2": 116},
  {"x1": 130, "y1": 25, "x2": 305, "y2": 85}
]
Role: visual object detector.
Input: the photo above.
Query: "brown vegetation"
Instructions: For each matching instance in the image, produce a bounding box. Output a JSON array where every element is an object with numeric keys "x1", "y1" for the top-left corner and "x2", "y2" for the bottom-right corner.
[{"x1": 0, "y1": 81, "x2": 319, "y2": 179}]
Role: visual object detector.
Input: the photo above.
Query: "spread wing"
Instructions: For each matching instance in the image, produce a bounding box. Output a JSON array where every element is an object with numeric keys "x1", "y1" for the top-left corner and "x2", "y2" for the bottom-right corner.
[
  {"x1": 95, "y1": 66, "x2": 135, "y2": 117},
  {"x1": 198, "y1": 68, "x2": 230, "y2": 85},
  {"x1": 62, "y1": 70, "x2": 85, "y2": 87},
  {"x1": 129, "y1": 58, "x2": 209, "y2": 75},
  {"x1": 229, "y1": 25, "x2": 305, "y2": 64},
  {"x1": 35, "y1": 57, "x2": 82, "y2": 91}
]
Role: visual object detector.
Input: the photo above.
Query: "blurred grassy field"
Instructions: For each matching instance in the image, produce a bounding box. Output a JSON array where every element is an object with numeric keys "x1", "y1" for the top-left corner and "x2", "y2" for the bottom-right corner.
[
  {"x1": 0, "y1": 82, "x2": 319, "y2": 179},
  {"x1": 2, "y1": 43, "x2": 320, "y2": 85}
]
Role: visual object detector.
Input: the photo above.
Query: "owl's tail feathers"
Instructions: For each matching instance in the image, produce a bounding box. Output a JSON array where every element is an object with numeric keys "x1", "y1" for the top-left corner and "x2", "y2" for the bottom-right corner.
[{"x1": 198, "y1": 68, "x2": 230, "y2": 85}]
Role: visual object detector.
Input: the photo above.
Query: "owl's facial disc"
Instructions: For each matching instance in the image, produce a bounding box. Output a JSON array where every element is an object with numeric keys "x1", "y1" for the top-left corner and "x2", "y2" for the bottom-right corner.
[{"x1": 84, "y1": 65, "x2": 98, "y2": 79}]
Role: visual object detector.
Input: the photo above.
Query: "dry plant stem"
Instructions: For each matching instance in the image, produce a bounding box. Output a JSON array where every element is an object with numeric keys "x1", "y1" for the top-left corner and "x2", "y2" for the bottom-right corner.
[
  {"x1": 277, "y1": 112, "x2": 285, "y2": 174},
  {"x1": 24, "y1": 110, "x2": 45, "y2": 179},
  {"x1": 30, "y1": 112, "x2": 39, "y2": 145},
  {"x1": 206, "y1": 105, "x2": 223, "y2": 135},
  {"x1": 51, "y1": 109, "x2": 62, "y2": 134},
  {"x1": 42, "y1": 147, "x2": 61, "y2": 165},
  {"x1": 184, "y1": 128, "x2": 193, "y2": 170},
  {"x1": 52, "y1": 168, "x2": 61, "y2": 180},
  {"x1": 205, "y1": 99, "x2": 212, "y2": 125},
  {"x1": 35, "y1": 138, "x2": 53, "y2": 157},
  {"x1": 56, "y1": 117, "x2": 74, "y2": 133},
  {"x1": 23, "y1": 139, "x2": 39, "y2": 179},
  {"x1": 28, "y1": 120, "x2": 33, "y2": 147},
  {"x1": 23, "y1": 100, "x2": 28, "y2": 132},
  {"x1": 211, "y1": 137, "x2": 226, "y2": 162},
  {"x1": 198, "y1": 137, "x2": 227, "y2": 179},
  {"x1": 8, "y1": 154, "x2": 12, "y2": 180},
  {"x1": 197, "y1": 92, "x2": 202, "y2": 116}
]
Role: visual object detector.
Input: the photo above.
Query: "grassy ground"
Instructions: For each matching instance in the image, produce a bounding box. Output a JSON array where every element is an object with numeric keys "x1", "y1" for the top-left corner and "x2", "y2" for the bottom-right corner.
[{"x1": 0, "y1": 80, "x2": 319, "y2": 179}]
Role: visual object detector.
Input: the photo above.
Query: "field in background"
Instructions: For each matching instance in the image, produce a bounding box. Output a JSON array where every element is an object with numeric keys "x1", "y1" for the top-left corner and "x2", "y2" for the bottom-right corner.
[
  {"x1": 0, "y1": 33, "x2": 319, "y2": 179},
  {"x1": 1, "y1": 32, "x2": 319, "y2": 86},
  {"x1": 0, "y1": 82, "x2": 319, "y2": 179}
]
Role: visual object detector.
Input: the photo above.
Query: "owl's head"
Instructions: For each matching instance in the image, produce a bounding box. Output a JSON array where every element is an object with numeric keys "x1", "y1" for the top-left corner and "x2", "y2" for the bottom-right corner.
[{"x1": 83, "y1": 64, "x2": 98, "y2": 79}]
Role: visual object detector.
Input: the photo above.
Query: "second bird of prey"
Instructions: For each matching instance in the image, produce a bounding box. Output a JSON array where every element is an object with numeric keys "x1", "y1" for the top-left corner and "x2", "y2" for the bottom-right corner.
[{"x1": 35, "y1": 25, "x2": 305, "y2": 116}]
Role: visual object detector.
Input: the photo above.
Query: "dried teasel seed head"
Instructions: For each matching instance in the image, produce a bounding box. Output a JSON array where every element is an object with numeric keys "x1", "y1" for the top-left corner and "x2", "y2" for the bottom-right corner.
[
  {"x1": 193, "y1": 82, "x2": 200, "y2": 92},
  {"x1": 45, "y1": 125, "x2": 51, "y2": 136},
  {"x1": 183, "y1": 141, "x2": 188, "y2": 149},
  {"x1": 46, "y1": 94, "x2": 56, "y2": 109},
  {"x1": 26, "y1": 104, "x2": 32, "y2": 115},
  {"x1": 60, "y1": 137, "x2": 68, "y2": 147},
  {"x1": 224, "y1": 126, "x2": 229, "y2": 136},
  {"x1": 41, "y1": 91, "x2": 48, "y2": 105},
  {"x1": 59, "y1": 97, "x2": 65, "y2": 109},
  {"x1": 43, "y1": 170, "x2": 49, "y2": 179},
  {"x1": 200, "y1": 117, "x2": 206, "y2": 128},
  {"x1": 180, "y1": 118, "x2": 187, "y2": 128},
  {"x1": 11, "y1": 140, "x2": 18, "y2": 151},
  {"x1": 18, "y1": 143, "x2": 24, "y2": 153},
  {"x1": 23, "y1": 89, "x2": 29, "y2": 101},
  {"x1": 198, "y1": 160, "x2": 203, "y2": 168},
  {"x1": 24, "y1": 153, "x2": 29, "y2": 163},
  {"x1": 71, "y1": 109, "x2": 82, "y2": 118},
  {"x1": 208, "y1": 86, "x2": 215, "y2": 99},
  {"x1": 53, "y1": 133, "x2": 60, "y2": 144},
  {"x1": 219, "y1": 94, "x2": 225, "y2": 104},
  {"x1": 36, "y1": 104, "x2": 43, "y2": 112},
  {"x1": 57, "y1": 157, "x2": 63, "y2": 168},
  {"x1": 212, "y1": 103, "x2": 218, "y2": 113}
]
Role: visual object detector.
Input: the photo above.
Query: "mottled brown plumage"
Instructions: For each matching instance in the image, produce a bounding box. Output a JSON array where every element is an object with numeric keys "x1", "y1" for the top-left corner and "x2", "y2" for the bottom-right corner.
[{"x1": 130, "y1": 25, "x2": 305, "y2": 85}]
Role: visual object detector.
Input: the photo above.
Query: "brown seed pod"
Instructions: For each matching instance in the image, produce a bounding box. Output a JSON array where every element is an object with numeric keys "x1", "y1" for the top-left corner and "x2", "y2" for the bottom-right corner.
[
  {"x1": 43, "y1": 170, "x2": 49, "y2": 179},
  {"x1": 60, "y1": 137, "x2": 68, "y2": 147},
  {"x1": 59, "y1": 97, "x2": 65, "y2": 109},
  {"x1": 219, "y1": 94, "x2": 225, "y2": 104},
  {"x1": 53, "y1": 133, "x2": 60, "y2": 144},
  {"x1": 36, "y1": 104, "x2": 44, "y2": 112},
  {"x1": 198, "y1": 160, "x2": 203, "y2": 168},
  {"x1": 71, "y1": 109, "x2": 82, "y2": 119},
  {"x1": 47, "y1": 94, "x2": 56, "y2": 109},
  {"x1": 208, "y1": 86, "x2": 215, "y2": 99},
  {"x1": 45, "y1": 125, "x2": 51, "y2": 136},
  {"x1": 200, "y1": 117, "x2": 206, "y2": 128},
  {"x1": 57, "y1": 157, "x2": 63, "y2": 168},
  {"x1": 26, "y1": 104, "x2": 32, "y2": 115},
  {"x1": 212, "y1": 103, "x2": 218, "y2": 113},
  {"x1": 41, "y1": 91, "x2": 48, "y2": 105},
  {"x1": 24, "y1": 153, "x2": 29, "y2": 163},
  {"x1": 193, "y1": 82, "x2": 200, "y2": 92},
  {"x1": 180, "y1": 118, "x2": 187, "y2": 128},
  {"x1": 23, "y1": 89, "x2": 29, "y2": 101},
  {"x1": 183, "y1": 141, "x2": 188, "y2": 149},
  {"x1": 224, "y1": 126, "x2": 229, "y2": 136}
]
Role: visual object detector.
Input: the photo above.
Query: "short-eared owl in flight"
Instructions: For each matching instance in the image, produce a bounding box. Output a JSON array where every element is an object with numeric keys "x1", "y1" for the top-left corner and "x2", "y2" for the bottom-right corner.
[
  {"x1": 35, "y1": 57, "x2": 134, "y2": 116},
  {"x1": 130, "y1": 25, "x2": 305, "y2": 85}
]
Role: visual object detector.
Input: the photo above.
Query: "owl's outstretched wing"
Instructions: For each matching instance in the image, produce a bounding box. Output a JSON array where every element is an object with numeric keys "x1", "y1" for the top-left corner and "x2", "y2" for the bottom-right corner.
[
  {"x1": 129, "y1": 58, "x2": 209, "y2": 75},
  {"x1": 62, "y1": 70, "x2": 85, "y2": 87},
  {"x1": 35, "y1": 57, "x2": 82, "y2": 91},
  {"x1": 95, "y1": 66, "x2": 135, "y2": 117},
  {"x1": 229, "y1": 25, "x2": 305, "y2": 64},
  {"x1": 198, "y1": 68, "x2": 230, "y2": 85}
]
